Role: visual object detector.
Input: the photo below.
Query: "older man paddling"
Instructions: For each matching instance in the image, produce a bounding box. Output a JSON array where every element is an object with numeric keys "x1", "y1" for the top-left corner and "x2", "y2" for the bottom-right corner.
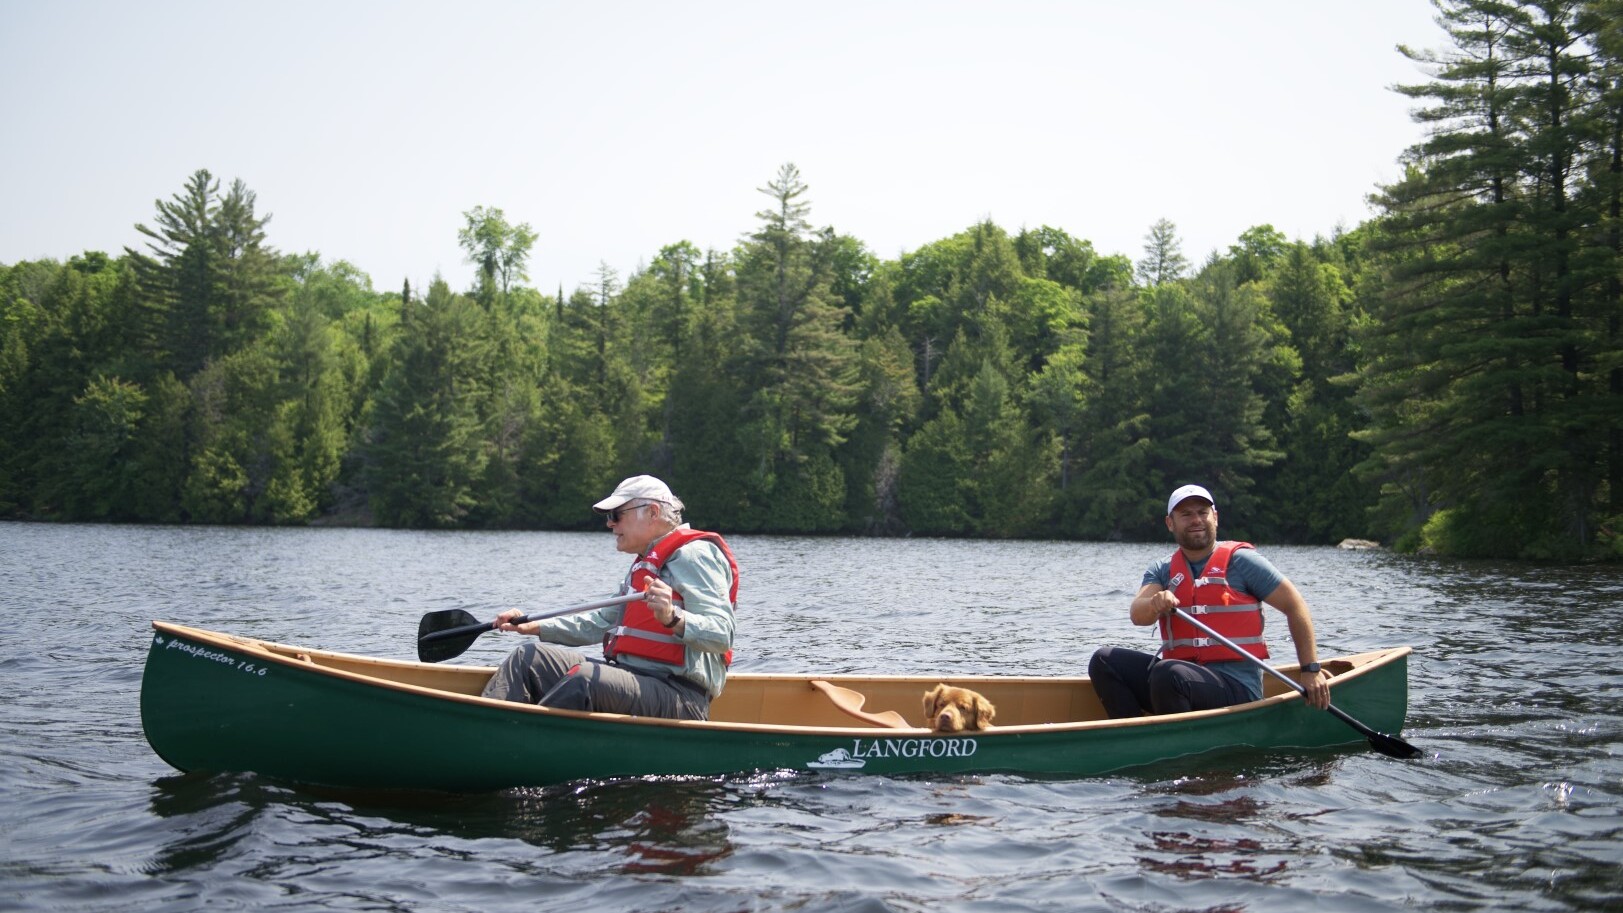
[
  {"x1": 1088, "y1": 484, "x2": 1331, "y2": 717},
  {"x1": 481, "y1": 475, "x2": 738, "y2": 720}
]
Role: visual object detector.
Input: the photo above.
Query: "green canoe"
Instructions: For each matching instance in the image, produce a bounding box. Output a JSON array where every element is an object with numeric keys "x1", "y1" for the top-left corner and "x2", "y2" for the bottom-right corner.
[{"x1": 140, "y1": 621, "x2": 1413, "y2": 792}]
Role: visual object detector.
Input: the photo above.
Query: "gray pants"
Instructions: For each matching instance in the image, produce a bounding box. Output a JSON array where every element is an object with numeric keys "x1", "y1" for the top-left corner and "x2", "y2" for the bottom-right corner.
[{"x1": 480, "y1": 641, "x2": 711, "y2": 720}]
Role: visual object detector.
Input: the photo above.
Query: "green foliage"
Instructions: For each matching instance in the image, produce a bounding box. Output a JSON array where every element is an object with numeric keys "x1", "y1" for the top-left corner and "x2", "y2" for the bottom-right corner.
[
  {"x1": 1599, "y1": 515, "x2": 1623, "y2": 560},
  {"x1": 127, "y1": 169, "x2": 283, "y2": 378},
  {"x1": 1137, "y1": 218, "x2": 1189, "y2": 287},
  {"x1": 3, "y1": 107, "x2": 1617, "y2": 560},
  {"x1": 1137, "y1": 272, "x2": 1285, "y2": 524},
  {"x1": 897, "y1": 409, "x2": 973, "y2": 535},
  {"x1": 1419, "y1": 494, "x2": 1579, "y2": 561},
  {"x1": 731, "y1": 164, "x2": 859, "y2": 523},
  {"x1": 1228, "y1": 225, "x2": 1289, "y2": 286},
  {"x1": 458, "y1": 206, "x2": 536, "y2": 303},
  {"x1": 962, "y1": 360, "x2": 1057, "y2": 538},
  {"x1": 839, "y1": 325, "x2": 922, "y2": 532},
  {"x1": 765, "y1": 450, "x2": 846, "y2": 533},
  {"x1": 61, "y1": 374, "x2": 148, "y2": 519},
  {"x1": 364, "y1": 280, "x2": 491, "y2": 528},
  {"x1": 513, "y1": 381, "x2": 621, "y2": 529},
  {"x1": 183, "y1": 446, "x2": 249, "y2": 523},
  {"x1": 125, "y1": 371, "x2": 189, "y2": 522},
  {"x1": 1356, "y1": 0, "x2": 1621, "y2": 558}
]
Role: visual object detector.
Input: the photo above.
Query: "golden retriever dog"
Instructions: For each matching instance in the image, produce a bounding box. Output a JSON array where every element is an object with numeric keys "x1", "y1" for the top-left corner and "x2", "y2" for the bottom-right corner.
[{"x1": 923, "y1": 684, "x2": 996, "y2": 733}]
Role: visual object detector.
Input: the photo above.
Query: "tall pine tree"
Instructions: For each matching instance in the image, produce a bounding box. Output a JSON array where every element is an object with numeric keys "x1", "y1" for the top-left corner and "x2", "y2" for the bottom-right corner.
[
  {"x1": 732, "y1": 163, "x2": 857, "y2": 530},
  {"x1": 1362, "y1": 0, "x2": 1614, "y2": 557}
]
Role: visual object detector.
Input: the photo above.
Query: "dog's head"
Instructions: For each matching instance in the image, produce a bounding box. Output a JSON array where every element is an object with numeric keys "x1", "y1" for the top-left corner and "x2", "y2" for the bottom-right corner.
[{"x1": 922, "y1": 684, "x2": 996, "y2": 733}]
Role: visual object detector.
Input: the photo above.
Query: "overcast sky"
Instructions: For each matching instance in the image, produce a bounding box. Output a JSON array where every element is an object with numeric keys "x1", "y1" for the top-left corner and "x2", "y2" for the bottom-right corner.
[{"x1": 1, "y1": 0, "x2": 1447, "y2": 296}]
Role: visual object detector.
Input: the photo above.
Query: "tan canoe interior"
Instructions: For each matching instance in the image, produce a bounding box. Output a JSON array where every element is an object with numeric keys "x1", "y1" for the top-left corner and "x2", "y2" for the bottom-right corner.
[{"x1": 181, "y1": 624, "x2": 1383, "y2": 731}]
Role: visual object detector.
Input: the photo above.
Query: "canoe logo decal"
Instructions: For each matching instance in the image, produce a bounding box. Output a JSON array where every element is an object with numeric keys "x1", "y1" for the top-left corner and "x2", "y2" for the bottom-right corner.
[
  {"x1": 807, "y1": 747, "x2": 865, "y2": 769},
  {"x1": 807, "y1": 738, "x2": 980, "y2": 769},
  {"x1": 155, "y1": 634, "x2": 269, "y2": 677}
]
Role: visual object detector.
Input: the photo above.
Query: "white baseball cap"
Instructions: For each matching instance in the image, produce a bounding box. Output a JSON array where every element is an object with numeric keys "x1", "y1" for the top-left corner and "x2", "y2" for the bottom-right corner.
[
  {"x1": 1166, "y1": 484, "x2": 1215, "y2": 515},
  {"x1": 593, "y1": 475, "x2": 678, "y2": 512}
]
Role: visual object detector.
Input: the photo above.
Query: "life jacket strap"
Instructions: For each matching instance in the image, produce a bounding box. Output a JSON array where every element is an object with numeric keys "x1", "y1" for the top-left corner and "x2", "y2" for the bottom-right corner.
[
  {"x1": 608, "y1": 625, "x2": 683, "y2": 646},
  {"x1": 1182, "y1": 603, "x2": 1259, "y2": 615},
  {"x1": 1165, "y1": 635, "x2": 1266, "y2": 650}
]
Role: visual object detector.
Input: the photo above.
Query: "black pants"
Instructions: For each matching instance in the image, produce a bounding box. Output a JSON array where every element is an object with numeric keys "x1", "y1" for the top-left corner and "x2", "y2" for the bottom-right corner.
[{"x1": 1088, "y1": 646, "x2": 1253, "y2": 718}]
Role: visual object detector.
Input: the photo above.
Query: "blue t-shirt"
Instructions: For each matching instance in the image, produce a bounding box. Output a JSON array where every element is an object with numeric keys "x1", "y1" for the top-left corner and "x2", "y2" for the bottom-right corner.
[{"x1": 1141, "y1": 546, "x2": 1286, "y2": 702}]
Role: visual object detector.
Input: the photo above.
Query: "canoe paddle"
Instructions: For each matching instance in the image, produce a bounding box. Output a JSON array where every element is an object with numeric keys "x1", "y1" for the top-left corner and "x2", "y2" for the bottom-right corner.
[
  {"x1": 416, "y1": 593, "x2": 639, "y2": 663},
  {"x1": 1170, "y1": 607, "x2": 1422, "y2": 760}
]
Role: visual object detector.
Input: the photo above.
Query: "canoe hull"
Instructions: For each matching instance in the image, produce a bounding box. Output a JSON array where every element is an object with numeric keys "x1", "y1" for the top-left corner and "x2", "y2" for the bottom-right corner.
[{"x1": 140, "y1": 623, "x2": 1411, "y2": 792}]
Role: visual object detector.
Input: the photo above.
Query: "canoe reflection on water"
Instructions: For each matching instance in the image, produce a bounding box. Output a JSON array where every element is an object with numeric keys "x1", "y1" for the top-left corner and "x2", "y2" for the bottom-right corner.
[
  {"x1": 148, "y1": 767, "x2": 738, "y2": 876},
  {"x1": 437, "y1": 780, "x2": 737, "y2": 874}
]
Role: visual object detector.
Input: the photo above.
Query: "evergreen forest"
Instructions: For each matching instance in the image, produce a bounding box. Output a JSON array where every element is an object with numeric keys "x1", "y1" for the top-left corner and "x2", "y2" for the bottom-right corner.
[{"x1": 3, "y1": 0, "x2": 1620, "y2": 560}]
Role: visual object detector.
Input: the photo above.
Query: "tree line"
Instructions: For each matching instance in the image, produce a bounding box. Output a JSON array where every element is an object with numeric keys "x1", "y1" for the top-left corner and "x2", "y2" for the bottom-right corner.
[{"x1": 2, "y1": 0, "x2": 1619, "y2": 561}]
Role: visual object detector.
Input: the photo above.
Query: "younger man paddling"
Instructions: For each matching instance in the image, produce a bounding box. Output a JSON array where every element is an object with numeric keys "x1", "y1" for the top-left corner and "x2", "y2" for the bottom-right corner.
[{"x1": 1088, "y1": 484, "x2": 1331, "y2": 717}]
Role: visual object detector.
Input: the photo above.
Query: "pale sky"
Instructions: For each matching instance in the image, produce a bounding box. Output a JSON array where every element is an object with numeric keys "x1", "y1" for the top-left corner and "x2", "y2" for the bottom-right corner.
[{"x1": 1, "y1": 0, "x2": 1446, "y2": 297}]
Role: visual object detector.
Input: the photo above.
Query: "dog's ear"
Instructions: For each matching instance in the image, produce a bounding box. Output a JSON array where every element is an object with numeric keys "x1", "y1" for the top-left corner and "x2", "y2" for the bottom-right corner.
[
  {"x1": 973, "y1": 696, "x2": 996, "y2": 729},
  {"x1": 922, "y1": 684, "x2": 945, "y2": 719}
]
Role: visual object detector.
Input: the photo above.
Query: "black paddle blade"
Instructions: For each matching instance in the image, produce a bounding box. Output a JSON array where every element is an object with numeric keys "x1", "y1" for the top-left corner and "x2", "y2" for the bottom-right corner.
[
  {"x1": 1366, "y1": 730, "x2": 1424, "y2": 760},
  {"x1": 1327, "y1": 704, "x2": 1423, "y2": 759},
  {"x1": 417, "y1": 609, "x2": 493, "y2": 663}
]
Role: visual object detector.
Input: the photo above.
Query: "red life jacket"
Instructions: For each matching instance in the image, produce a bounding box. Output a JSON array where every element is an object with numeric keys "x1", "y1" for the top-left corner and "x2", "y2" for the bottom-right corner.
[
  {"x1": 603, "y1": 527, "x2": 739, "y2": 670},
  {"x1": 1158, "y1": 540, "x2": 1270, "y2": 664}
]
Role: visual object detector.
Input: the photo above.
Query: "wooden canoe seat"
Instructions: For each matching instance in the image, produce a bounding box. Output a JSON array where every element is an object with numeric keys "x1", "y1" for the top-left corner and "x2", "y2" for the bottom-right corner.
[{"x1": 809, "y1": 679, "x2": 911, "y2": 729}]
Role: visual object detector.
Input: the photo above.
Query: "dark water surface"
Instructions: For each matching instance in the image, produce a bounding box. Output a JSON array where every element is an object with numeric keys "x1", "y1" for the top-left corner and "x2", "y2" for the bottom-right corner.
[{"x1": 2, "y1": 523, "x2": 1620, "y2": 912}]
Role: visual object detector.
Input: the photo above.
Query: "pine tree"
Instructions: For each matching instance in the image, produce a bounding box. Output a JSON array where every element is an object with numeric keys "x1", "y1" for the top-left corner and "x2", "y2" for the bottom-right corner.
[
  {"x1": 1071, "y1": 285, "x2": 1153, "y2": 539},
  {"x1": 1257, "y1": 241, "x2": 1375, "y2": 542},
  {"x1": 841, "y1": 323, "x2": 921, "y2": 532},
  {"x1": 1589, "y1": 0, "x2": 1623, "y2": 523},
  {"x1": 363, "y1": 279, "x2": 491, "y2": 527},
  {"x1": 127, "y1": 170, "x2": 283, "y2": 379},
  {"x1": 733, "y1": 163, "x2": 857, "y2": 527},
  {"x1": 1361, "y1": 0, "x2": 1613, "y2": 556},
  {"x1": 1137, "y1": 218, "x2": 1189, "y2": 287}
]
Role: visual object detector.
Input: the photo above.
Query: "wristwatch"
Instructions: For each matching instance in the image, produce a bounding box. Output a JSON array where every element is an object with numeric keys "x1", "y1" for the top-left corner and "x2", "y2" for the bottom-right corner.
[
  {"x1": 662, "y1": 609, "x2": 683, "y2": 629},
  {"x1": 1301, "y1": 662, "x2": 1321, "y2": 674}
]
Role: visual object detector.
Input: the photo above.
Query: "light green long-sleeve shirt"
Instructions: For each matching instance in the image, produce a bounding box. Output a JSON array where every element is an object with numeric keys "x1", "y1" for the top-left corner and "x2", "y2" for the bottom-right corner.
[{"x1": 533, "y1": 528, "x2": 736, "y2": 697}]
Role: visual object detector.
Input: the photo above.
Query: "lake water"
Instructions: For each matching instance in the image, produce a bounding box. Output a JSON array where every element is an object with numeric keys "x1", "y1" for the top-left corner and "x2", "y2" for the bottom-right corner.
[{"x1": 1, "y1": 522, "x2": 1620, "y2": 912}]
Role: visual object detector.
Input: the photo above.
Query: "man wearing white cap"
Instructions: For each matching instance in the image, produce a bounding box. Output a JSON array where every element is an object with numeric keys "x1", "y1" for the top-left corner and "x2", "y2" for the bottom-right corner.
[
  {"x1": 1087, "y1": 484, "x2": 1331, "y2": 717},
  {"x1": 481, "y1": 475, "x2": 739, "y2": 720}
]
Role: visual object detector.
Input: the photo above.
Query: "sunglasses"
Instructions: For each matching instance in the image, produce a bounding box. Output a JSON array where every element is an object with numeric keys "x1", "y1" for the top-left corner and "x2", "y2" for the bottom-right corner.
[{"x1": 607, "y1": 502, "x2": 649, "y2": 523}]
